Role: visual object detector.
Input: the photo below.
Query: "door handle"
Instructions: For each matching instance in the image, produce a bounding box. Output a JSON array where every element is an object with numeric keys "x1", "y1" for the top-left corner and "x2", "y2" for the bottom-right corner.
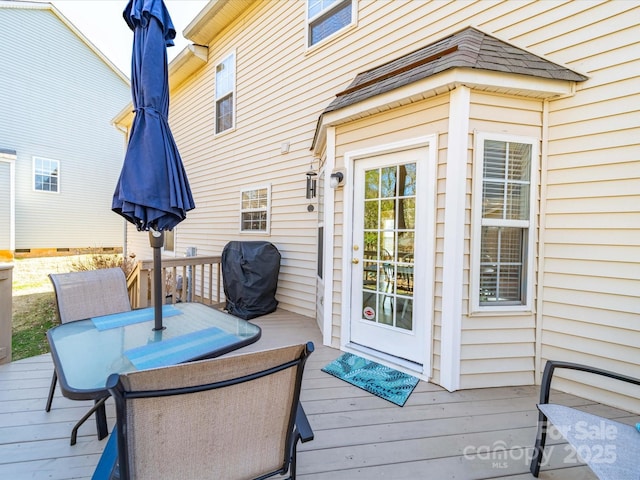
[{"x1": 352, "y1": 258, "x2": 359, "y2": 264}]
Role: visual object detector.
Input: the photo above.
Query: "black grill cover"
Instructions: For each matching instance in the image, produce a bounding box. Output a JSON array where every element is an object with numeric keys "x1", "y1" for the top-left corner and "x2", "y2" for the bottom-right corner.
[{"x1": 221, "y1": 241, "x2": 281, "y2": 320}]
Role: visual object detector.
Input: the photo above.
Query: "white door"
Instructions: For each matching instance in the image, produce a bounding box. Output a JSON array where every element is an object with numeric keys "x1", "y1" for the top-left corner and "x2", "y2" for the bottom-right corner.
[{"x1": 350, "y1": 147, "x2": 430, "y2": 365}]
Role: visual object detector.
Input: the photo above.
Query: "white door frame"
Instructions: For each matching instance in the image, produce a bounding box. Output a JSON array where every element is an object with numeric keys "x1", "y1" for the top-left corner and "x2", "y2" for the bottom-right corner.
[{"x1": 340, "y1": 135, "x2": 437, "y2": 377}]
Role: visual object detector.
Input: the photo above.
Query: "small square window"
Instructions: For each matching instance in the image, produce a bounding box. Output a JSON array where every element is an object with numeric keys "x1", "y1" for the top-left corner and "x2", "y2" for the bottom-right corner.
[
  {"x1": 33, "y1": 157, "x2": 59, "y2": 193},
  {"x1": 240, "y1": 186, "x2": 271, "y2": 233}
]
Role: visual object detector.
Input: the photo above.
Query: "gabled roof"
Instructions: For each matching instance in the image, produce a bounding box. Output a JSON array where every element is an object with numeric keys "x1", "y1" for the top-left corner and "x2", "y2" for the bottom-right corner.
[
  {"x1": 0, "y1": 0, "x2": 129, "y2": 84},
  {"x1": 324, "y1": 26, "x2": 587, "y2": 115}
]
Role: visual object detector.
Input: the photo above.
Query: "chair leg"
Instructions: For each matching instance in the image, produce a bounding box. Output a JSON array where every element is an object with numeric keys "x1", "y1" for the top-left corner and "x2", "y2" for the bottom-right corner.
[
  {"x1": 529, "y1": 411, "x2": 548, "y2": 477},
  {"x1": 70, "y1": 396, "x2": 109, "y2": 445},
  {"x1": 45, "y1": 371, "x2": 57, "y2": 412},
  {"x1": 94, "y1": 398, "x2": 109, "y2": 440},
  {"x1": 288, "y1": 404, "x2": 313, "y2": 479},
  {"x1": 289, "y1": 434, "x2": 300, "y2": 480}
]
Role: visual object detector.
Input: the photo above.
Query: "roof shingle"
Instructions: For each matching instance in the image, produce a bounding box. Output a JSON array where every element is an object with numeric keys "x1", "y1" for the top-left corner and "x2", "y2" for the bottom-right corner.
[{"x1": 324, "y1": 27, "x2": 587, "y2": 114}]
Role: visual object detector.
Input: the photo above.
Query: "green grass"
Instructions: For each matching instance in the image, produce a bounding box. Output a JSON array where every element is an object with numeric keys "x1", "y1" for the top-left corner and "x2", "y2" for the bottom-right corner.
[
  {"x1": 10, "y1": 254, "x2": 130, "y2": 361},
  {"x1": 12, "y1": 293, "x2": 57, "y2": 360}
]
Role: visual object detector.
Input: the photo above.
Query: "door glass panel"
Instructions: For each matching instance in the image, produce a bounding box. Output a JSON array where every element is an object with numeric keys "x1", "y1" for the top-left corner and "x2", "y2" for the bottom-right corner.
[
  {"x1": 365, "y1": 169, "x2": 379, "y2": 199},
  {"x1": 380, "y1": 199, "x2": 395, "y2": 229},
  {"x1": 364, "y1": 200, "x2": 378, "y2": 229},
  {"x1": 362, "y1": 288, "x2": 376, "y2": 322},
  {"x1": 400, "y1": 163, "x2": 417, "y2": 195},
  {"x1": 398, "y1": 231, "x2": 414, "y2": 260},
  {"x1": 399, "y1": 197, "x2": 415, "y2": 229},
  {"x1": 360, "y1": 163, "x2": 416, "y2": 331},
  {"x1": 362, "y1": 261, "x2": 377, "y2": 290},
  {"x1": 364, "y1": 231, "x2": 379, "y2": 256},
  {"x1": 378, "y1": 294, "x2": 393, "y2": 325},
  {"x1": 381, "y1": 166, "x2": 396, "y2": 197},
  {"x1": 381, "y1": 232, "x2": 395, "y2": 262}
]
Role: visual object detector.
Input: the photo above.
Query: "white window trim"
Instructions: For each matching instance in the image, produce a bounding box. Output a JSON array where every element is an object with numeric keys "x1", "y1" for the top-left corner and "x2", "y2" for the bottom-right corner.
[
  {"x1": 239, "y1": 184, "x2": 271, "y2": 234},
  {"x1": 470, "y1": 131, "x2": 538, "y2": 313},
  {"x1": 305, "y1": 0, "x2": 358, "y2": 50},
  {"x1": 214, "y1": 50, "x2": 236, "y2": 136},
  {"x1": 32, "y1": 156, "x2": 60, "y2": 193}
]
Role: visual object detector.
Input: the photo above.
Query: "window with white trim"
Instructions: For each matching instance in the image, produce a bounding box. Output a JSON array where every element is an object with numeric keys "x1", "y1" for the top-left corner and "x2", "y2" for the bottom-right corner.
[
  {"x1": 33, "y1": 157, "x2": 59, "y2": 192},
  {"x1": 307, "y1": 0, "x2": 354, "y2": 47},
  {"x1": 472, "y1": 133, "x2": 537, "y2": 310},
  {"x1": 240, "y1": 185, "x2": 270, "y2": 233},
  {"x1": 215, "y1": 52, "x2": 235, "y2": 134}
]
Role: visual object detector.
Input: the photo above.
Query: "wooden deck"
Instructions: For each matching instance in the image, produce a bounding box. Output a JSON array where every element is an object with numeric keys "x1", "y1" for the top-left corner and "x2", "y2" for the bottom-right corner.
[{"x1": 1, "y1": 308, "x2": 636, "y2": 479}]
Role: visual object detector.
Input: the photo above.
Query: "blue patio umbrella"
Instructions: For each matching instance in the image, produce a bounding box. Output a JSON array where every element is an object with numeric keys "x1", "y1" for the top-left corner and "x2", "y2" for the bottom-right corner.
[{"x1": 113, "y1": 0, "x2": 195, "y2": 330}]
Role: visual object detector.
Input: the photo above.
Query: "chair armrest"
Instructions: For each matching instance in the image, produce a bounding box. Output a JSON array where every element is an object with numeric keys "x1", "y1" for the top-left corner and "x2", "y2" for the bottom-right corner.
[
  {"x1": 539, "y1": 360, "x2": 640, "y2": 405},
  {"x1": 295, "y1": 403, "x2": 314, "y2": 443}
]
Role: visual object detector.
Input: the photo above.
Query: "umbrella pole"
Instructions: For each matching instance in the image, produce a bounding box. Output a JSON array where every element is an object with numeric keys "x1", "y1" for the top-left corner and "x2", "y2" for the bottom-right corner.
[{"x1": 149, "y1": 230, "x2": 165, "y2": 331}]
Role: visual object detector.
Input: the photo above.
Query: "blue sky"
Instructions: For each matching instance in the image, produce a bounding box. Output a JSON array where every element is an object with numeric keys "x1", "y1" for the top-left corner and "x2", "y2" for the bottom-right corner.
[{"x1": 50, "y1": 1, "x2": 209, "y2": 76}]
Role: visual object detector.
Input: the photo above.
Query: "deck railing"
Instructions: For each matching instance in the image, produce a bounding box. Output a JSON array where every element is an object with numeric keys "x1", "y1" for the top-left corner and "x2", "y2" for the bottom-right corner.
[
  {"x1": 126, "y1": 255, "x2": 224, "y2": 309},
  {"x1": 0, "y1": 264, "x2": 13, "y2": 365}
]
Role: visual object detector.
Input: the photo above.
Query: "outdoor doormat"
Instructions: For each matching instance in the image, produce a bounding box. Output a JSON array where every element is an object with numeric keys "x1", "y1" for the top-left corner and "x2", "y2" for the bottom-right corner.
[{"x1": 321, "y1": 352, "x2": 419, "y2": 406}]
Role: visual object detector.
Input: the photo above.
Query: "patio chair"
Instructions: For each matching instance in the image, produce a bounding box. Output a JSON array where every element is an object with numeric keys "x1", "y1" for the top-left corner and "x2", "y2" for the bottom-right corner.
[
  {"x1": 530, "y1": 360, "x2": 640, "y2": 479},
  {"x1": 46, "y1": 267, "x2": 131, "y2": 444},
  {"x1": 92, "y1": 342, "x2": 315, "y2": 480}
]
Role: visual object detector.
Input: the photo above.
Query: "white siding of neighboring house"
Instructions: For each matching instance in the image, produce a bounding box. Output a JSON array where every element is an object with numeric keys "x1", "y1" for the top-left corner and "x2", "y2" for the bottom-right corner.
[
  {"x1": 121, "y1": 0, "x2": 638, "y2": 405},
  {"x1": 0, "y1": 5, "x2": 129, "y2": 253}
]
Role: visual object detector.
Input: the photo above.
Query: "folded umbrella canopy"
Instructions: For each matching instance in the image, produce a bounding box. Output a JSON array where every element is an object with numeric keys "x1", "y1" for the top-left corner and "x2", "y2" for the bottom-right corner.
[{"x1": 113, "y1": 0, "x2": 195, "y2": 330}]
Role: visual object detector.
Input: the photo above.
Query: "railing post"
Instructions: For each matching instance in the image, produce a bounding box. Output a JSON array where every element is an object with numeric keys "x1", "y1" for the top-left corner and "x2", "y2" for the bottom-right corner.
[
  {"x1": 128, "y1": 255, "x2": 222, "y2": 308},
  {"x1": 0, "y1": 263, "x2": 13, "y2": 364},
  {"x1": 139, "y1": 266, "x2": 150, "y2": 308}
]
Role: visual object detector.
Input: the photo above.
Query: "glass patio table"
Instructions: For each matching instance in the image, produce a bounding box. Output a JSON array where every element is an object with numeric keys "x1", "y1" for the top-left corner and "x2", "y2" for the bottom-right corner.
[{"x1": 47, "y1": 302, "x2": 261, "y2": 444}]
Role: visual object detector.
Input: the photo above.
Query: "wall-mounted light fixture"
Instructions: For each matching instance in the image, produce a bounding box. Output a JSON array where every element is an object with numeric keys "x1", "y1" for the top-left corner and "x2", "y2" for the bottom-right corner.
[
  {"x1": 306, "y1": 162, "x2": 317, "y2": 199},
  {"x1": 330, "y1": 170, "x2": 344, "y2": 189}
]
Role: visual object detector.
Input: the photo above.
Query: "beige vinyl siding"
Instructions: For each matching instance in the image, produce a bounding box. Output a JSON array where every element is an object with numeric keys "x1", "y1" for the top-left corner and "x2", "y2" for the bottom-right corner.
[
  {"x1": 534, "y1": 3, "x2": 640, "y2": 411},
  {"x1": 150, "y1": 1, "x2": 322, "y2": 317},
  {"x1": 164, "y1": 0, "x2": 572, "y2": 318},
  {"x1": 457, "y1": 92, "x2": 542, "y2": 388},
  {"x1": 429, "y1": 134, "x2": 448, "y2": 386},
  {"x1": 147, "y1": 0, "x2": 640, "y2": 401},
  {"x1": 329, "y1": 177, "x2": 345, "y2": 349}
]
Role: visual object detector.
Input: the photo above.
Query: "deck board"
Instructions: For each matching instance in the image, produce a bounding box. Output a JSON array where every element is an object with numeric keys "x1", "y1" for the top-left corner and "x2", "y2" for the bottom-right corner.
[{"x1": 1, "y1": 308, "x2": 634, "y2": 479}]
